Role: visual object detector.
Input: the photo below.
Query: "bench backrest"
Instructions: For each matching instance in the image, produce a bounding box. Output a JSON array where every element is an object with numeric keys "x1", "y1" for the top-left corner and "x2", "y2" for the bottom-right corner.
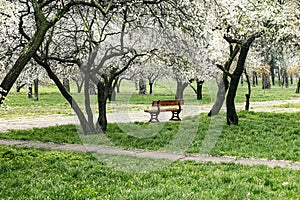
[{"x1": 152, "y1": 99, "x2": 184, "y2": 106}]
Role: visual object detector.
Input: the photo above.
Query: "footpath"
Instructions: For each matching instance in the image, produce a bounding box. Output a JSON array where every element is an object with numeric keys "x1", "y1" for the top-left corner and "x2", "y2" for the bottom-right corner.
[
  {"x1": 1, "y1": 99, "x2": 300, "y2": 133},
  {"x1": 0, "y1": 139, "x2": 300, "y2": 170},
  {"x1": 1, "y1": 99, "x2": 300, "y2": 170}
]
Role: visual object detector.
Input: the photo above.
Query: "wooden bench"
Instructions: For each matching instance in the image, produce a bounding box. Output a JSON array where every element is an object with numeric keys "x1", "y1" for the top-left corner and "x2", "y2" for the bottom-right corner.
[{"x1": 144, "y1": 100, "x2": 184, "y2": 122}]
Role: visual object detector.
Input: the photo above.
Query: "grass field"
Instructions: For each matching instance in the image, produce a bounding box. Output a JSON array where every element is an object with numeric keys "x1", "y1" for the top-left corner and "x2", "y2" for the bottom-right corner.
[
  {"x1": 1, "y1": 80, "x2": 300, "y2": 198},
  {"x1": 1, "y1": 79, "x2": 300, "y2": 118},
  {"x1": 0, "y1": 145, "x2": 299, "y2": 199},
  {"x1": 1, "y1": 111, "x2": 300, "y2": 161}
]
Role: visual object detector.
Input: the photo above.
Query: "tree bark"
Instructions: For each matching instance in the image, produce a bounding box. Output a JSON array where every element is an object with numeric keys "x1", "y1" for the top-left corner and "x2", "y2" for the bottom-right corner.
[
  {"x1": 84, "y1": 73, "x2": 94, "y2": 129},
  {"x1": 175, "y1": 81, "x2": 188, "y2": 100},
  {"x1": 291, "y1": 75, "x2": 294, "y2": 89},
  {"x1": 28, "y1": 84, "x2": 33, "y2": 99},
  {"x1": 240, "y1": 74, "x2": 244, "y2": 86},
  {"x1": 296, "y1": 78, "x2": 300, "y2": 93},
  {"x1": 196, "y1": 80, "x2": 204, "y2": 100},
  {"x1": 134, "y1": 80, "x2": 139, "y2": 91},
  {"x1": 41, "y1": 62, "x2": 94, "y2": 134},
  {"x1": 96, "y1": 82, "x2": 107, "y2": 133},
  {"x1": 262, "y1": 74, "x2": 271, "y2": 89},
  {"x1": 89, "y1": 82, "x2": 96, "y2": 95},
  {"x1": 149, "y1": 82, "x2": 154, "y2": 95},
  {"x1": 34, "y1": 79, "x2": 39, "y2": 101},
  {"x1": 139, "y1": 79, "x2": 146, "y2": 95},
  {"x1": 226, "y1": 77, "x2": 239, "y2": 125},
  {"x1": 278, "y1": 69, "x2": 281, "y2": 87},
  {"x1": 269, "y1": 56, "x2": 276, "y2": 86},
  {"x1": 116, "y1": 78, "x2": 123, "y2": 93},
  {"x1": 244, "y1": 69, "x2": 251, "y2": 111},
  {"x1": 109, "y1": 77, "x2": 118, "y2": 101},
  {"x1": 226, "y1": 37, "x2": 254, "y2": 125},
  {"x1": 284, "y1": 70, "x2": 289, "y2": 88},
  {"x1": 252, "y1": 71, "x2": 256, "y2": 87},
  {"x1": 208, "y1": 77, "x2": 228, "y2": 116},
  {"x1": 75, "y1": 79, "x2": 84, "y2": 93},
  {"x1": 63, "y1": 78, "x2": 70, "y2": 93}
]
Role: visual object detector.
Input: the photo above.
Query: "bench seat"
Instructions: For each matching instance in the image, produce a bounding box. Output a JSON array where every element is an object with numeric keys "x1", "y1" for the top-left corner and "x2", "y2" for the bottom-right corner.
[{"x1": 144, "y1": 100, "x2": 184, "y2": 122}]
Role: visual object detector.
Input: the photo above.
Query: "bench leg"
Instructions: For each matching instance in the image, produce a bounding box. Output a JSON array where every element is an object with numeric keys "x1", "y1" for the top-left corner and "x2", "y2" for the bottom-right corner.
[
  {"x1": 149, "y1": 112, "x2": 160, "y2": 122},
  {"x1": 170, "y1": 111, "x2": 181, "y2": 121}
]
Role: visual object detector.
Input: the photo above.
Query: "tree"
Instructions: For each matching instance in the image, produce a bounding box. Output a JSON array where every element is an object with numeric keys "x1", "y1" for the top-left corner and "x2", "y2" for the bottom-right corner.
[
  {"x1": 0, "y1": 0, "x2": 115, "y2": 105},
  {"x1": 208, "y1": 0, "x2": 299, "y2": 124},
  {"x1": 36, "y1": 2, "x2": 179, "y2": 133}
]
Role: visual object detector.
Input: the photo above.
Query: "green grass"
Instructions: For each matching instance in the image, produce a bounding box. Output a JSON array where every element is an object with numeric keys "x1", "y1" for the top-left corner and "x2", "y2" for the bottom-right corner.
[
  {"x1": 0, "y1": 145, "x2": 299, "y2": 199},
  {"x1": 274, "y1": 103, "x2": 300, "y2": 108},
  {"x1": 0, "y1": 125, "x2": 82, "y2": 144},
  {"x1": 1, "y1": 111, "x2": 300, "y2": 161},
  {"x1": 2, "y1": 90, "x2": 72, "y2": 118},
  {"x1": 2, "y1": 79, "x2": 300, "y2": 118}
]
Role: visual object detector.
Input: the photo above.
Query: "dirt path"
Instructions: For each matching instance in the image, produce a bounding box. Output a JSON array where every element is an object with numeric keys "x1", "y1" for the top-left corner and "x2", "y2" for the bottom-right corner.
[{"x1": 0, "y1": 139, "x2": 299, "y2": 170}]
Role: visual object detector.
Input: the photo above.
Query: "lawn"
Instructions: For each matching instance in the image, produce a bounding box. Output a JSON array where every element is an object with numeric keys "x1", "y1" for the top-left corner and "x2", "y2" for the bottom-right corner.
[
  {"x1": 0, "y1": 145, "x2": 299, "y2": 199},
  {"x1": 1, "y1": 111, "x2": 300, "y2": 161},
  {"x1": 1, "y1": 80, "x2": 300, "y2": 199},
  {"x1": 1, "y1": 79, "x2": 300, "y2": 118}
]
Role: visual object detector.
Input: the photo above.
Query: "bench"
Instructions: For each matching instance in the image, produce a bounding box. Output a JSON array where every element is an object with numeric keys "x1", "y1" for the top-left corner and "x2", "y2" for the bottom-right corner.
[{"x1": 144, "y1": 99, "x2": 184, "y2": 122}]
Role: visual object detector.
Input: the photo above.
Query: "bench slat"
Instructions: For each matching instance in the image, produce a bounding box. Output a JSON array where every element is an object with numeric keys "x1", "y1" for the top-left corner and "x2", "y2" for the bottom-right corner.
[{"x1": 152, "y1": 100, "x2": 184, "y2": 106}]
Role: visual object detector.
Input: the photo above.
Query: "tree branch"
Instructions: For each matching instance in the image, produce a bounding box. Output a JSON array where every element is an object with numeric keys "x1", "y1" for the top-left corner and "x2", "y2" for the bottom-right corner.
[{"x1": 217, "y1": 64, "x2": 233, "y2": 78}]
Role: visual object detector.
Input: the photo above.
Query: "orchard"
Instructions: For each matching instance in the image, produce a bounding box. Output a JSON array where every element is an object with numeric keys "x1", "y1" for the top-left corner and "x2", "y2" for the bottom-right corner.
[{"x1": 0, "y1": 0, "x2": 299, "y2": 133}]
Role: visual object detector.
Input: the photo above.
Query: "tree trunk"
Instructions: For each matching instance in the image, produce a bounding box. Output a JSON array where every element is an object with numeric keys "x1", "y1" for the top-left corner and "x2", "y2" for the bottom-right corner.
[
  {"x1": 0, "y1": 19, "x2": 50, "y2": 105},
  {"x1": 42, "y1": 62, "x2": 94, "y2": 134},
  {"x1": 109, "y1": 89, "x2": 116, "y2": 101},
  {"x1": 240, "y1": 74, "x2": 244, "y2": 86},
  {"x1": 226, "y1": 77, "x2": 239, "y2": 125},
  {"x1": 244, "y1": 69, "x2": 251, "y2": 111},
  {"x1": 255, "y1": 72, "x2": 258, "y2": 86},
  {"x1": 134, "y1": 80, "x2": 139, "y2": 91},
  {"x1": 75, "y1": 79, "x2": 84, "y2": 93},
  {"x1": 269, "y1": 57, "x2": 276, "y2": 86},
  {"x1": 208, "y1": 44, "x2": 240, "y2": 117},
  {"x1": 96, "y1": 83, "x2": 108, "y2": 133},
  {"x1": 208, "y1": 74, "x2": 229, "y2": 116},
  {"x1": 284, "y1": 70, "x2": 289, "y2": 88},
  {"x1": 175, "y1": 81, "x2": 188, "y2": 100},
  {"x1": 149, "y1": 82, "x2": 154, "y2": 95},
  {"x1": 278, "y1": 69, "x2": 281, "y2": 87},
  {"x1": 296, "y1": 78, "x2": 300, "y2": 93},
  {"x1": 262, "y1": 74, "x2": 271, "y2": 89},
  {"x1": 28, "y1": 84, "x2": 33, "y2": 98},
  {"x1": 291, "y1": 75, "x2": 294, "y2": 89},
  {"x1": 63, "y1": 78, "x2": 70, "y2": 93},
  {"x1": 271, "y1": 66, "x2": 275, "y2": 86},
  {"x1": 139, "y1": 79, "x2": 146, "y2": 95},
  {"x1": 34, "y1": 79, "x2": 39, "y2": 101},
  {"x1": 252, "y1": 71, "x2": 256, "y2": 87},
  {"x1": 116, "y1": 78, "x2": 122, "y2": 93},
  {"x1": 89, "y1": 81, "x2": 96, "y2": 95},
  {"x1": 109, "y1": 77, "x2": 118, "y2": 101},
  {"x1": 196, "y1": 80, "x2": 204, "y2": 100},
  {"x1": 84, "y1": 74, "x2": 94, "y2": 129},
  {"x1": 226, "y1": 37, "x2": 254, "y2": 125}
]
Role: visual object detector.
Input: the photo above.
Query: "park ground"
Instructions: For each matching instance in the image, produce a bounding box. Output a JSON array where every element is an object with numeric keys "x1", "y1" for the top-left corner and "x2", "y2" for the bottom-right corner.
[{"x1": 1, "y1": 82, "x2": 300, "y2": 199}]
